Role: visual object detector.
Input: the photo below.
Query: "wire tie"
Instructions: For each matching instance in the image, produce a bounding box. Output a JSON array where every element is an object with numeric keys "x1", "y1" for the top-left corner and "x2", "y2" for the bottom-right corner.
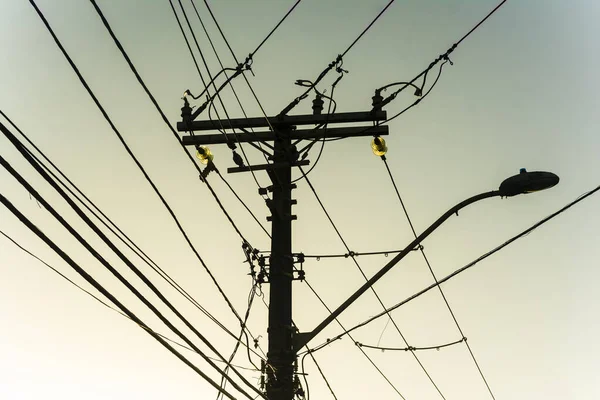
[
  {"x1": 316, "y1": 256, "x2": 320, "y2": 261},
  {"x1": 384, "y1": 252, "x2": 388, "y2": 257}
]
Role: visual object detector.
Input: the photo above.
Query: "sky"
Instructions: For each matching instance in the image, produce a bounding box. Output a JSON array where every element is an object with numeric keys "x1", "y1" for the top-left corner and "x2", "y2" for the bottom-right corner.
[{"x1": 1, "y1": 0, "x2": 599, "y2": 399}]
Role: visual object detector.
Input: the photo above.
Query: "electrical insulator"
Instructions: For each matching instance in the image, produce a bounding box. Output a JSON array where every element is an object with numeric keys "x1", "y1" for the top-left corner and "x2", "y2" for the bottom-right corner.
[
  {"x1": 372, "y1": 91, "x2": 384, "y2": 110},
  {"x1": 232, "y1": 151, "x2": 244, "y2": 167},
  {"x1": 312, "y1": 95, "x2": 324, "y2": 115},
  {"x1": 371, "y1": 136, "x2": 387, "y2": 157},
  {"x1": 196, "y1": 145, "x2": 214, "y2": 164}
]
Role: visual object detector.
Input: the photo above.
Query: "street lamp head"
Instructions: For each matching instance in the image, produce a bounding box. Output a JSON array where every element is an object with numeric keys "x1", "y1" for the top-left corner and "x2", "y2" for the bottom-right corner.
[{"x1": 499, "y1": 168, "x2": 559, "y2": 197}]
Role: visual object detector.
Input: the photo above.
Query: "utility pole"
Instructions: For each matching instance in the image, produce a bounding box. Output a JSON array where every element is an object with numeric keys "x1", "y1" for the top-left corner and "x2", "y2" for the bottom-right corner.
[{"x1": 178, "y1": 98, "x2": 387, "y2": 400}]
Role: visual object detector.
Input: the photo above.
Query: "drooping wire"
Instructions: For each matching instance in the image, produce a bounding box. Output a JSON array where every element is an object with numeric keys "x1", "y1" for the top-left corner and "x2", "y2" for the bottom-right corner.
[
  {"x1": 0, "y1": 193, "x2": 243, "y2": 400},
  {"x1": 300, "y1": 350, "x2": 339, "y2": 400},
  {"x1": 373, "y1": 0, "x2": 507, "y2": 113},
  {"x1": 0, "y1": 108, "x2": 265, "y2": 361},
  {"x1": 174, "y1": 0, "x2": 267, "y2": 192},
  {"x1": 218, "y1": 282, "x2": 260, "y2": 400},
  {"x1": 279, "y1": 0, "x2": 395, "y2": 116},
  {"x1": 0, "y1": 126, "x2": 264, "y2": 399},
  {"x1": 200, "y1": 0, "x2": 282, "y2": 145},
  {"x1": 87, "y1": 0, "x2": 269, "y2": 246},
  {"x1": 0, "y1": 228, "x2": 263, "y2": 373},
  {"x1": 299, "y1": 166, "x2": 447, "y2": 399},
  {"x1": 29, "y1": 0, "x2": 252, "y2": 343},
  {"x1": 189, "y1": 0, "x2": 274, "y2": 171},
  {"x1": 356, "y1": 337, "x2": 467, "y2": 352},
  {"x1": 291, "y1": 75, "x2": 342, "y2": 184},
  {"x1": 308, "y1": 183, "x2": 600, "y2": 351},
  {"x1": 299, "y1": 271, "x2": 407, "y2": 399},
  {"x1": 381, "y1": 155, "x2": 496, "y2": 398}
]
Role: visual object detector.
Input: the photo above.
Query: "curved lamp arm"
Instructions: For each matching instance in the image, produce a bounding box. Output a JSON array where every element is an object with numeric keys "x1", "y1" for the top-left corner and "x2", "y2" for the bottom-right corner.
[{"x1": 293, "y1": 190, "x2": 501, "y2": 351}]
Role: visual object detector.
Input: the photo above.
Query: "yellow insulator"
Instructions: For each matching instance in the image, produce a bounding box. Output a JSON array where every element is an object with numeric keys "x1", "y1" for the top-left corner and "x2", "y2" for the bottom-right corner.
[
  {"x1": 196, "y1": 145, "x2": 214, "y2": 165},
  {"x1": 371, "y1": 137, "x2": 387, "y2": 157}
]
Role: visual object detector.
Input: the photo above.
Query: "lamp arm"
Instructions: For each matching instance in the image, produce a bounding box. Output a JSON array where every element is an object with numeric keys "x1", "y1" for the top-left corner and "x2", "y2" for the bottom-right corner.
[{"x1": 294, "y1": 190, "x2": 501, "y2": 351}]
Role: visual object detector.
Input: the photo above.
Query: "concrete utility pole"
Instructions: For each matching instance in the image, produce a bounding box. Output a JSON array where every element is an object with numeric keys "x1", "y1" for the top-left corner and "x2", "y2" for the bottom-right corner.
[{"x1": 178, "y1": 100, "x2": 387, "y2": 400}]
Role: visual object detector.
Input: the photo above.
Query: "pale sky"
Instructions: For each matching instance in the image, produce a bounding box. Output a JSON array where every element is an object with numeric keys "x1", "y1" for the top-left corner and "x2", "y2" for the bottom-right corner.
[{"x1": 1, "y1": 1, "x2": 599, "y2": 399}]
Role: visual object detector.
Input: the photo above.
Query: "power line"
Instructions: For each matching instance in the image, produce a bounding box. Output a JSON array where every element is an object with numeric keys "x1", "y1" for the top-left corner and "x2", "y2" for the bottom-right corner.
[
  {"x1": 175, "y1": 0, "x2": 259, "y2": 172},
  {"x1": 200, "y1": 0, "x2": 281, "y2": 144},
  {"x1": 341, "y1": 0, "x2": 396, "y2": 58},
  {"x1": 356, "y1": 337, "x2": 467, "y2": 352},
  {"x1": 0, "y1": 109, "x2": 265, "y2": 362},
  {"x1": 0, "y1": 124, "x2": 264, "y2": 399},
  {"x1": 87, "y1": 0, "x2": 268, "y2": 242},
  {"x1": 0, "y1": 228, "x2": 261, "y2": 373},
  {"x1": 188, "y1": 0, "x2": 275, "y2": 173},
  {"x1": 381, "y1": 155, "x2": 496, "y2": 399},
  {"x1": 248, "y1": 0, "x2": 303, "y2": 60},
  {"x1": 28, "y1": 0, "x2": 251, "y2": 340},
  {"x1": 279, "y1": 0, "x2": 396, "y2": 116},
  {"x1": 300, "y1": 265, "x2": 407, "y2": 399},
  {"x1": 0, "y1": 193, "x2": 242, "y2": 400},
  {"x1": 308, "y1": 183, "x2": 600, "y2": 350},
  {"x1": 374, "y1": 0, "x2": 507, "y2": 113},
  {"x1": 299, "y1": 166, "x2": 447, "y2": 399}
]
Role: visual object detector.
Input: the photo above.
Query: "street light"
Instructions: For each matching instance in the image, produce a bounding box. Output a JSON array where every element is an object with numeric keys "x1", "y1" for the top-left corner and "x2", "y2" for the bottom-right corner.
[{"x1": 293, "y1": 169, "x2": 559, "y2": 351}]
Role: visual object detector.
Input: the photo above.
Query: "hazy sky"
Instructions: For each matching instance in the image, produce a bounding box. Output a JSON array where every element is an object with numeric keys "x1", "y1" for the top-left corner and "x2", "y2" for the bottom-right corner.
[{"x1": 1, "y1": 1, "x2": 599, "y2": 399}]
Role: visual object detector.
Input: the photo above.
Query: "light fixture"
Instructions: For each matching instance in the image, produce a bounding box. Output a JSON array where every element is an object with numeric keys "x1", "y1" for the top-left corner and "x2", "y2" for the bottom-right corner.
[
  {"x1": 196, "y1": 145, "x2": 214, "y2": 165},
  {"x1": 499, "y1": 168, "x2": 559, "y2": 197},
  {"x1": 371, "y1": 137, "x2": 387, "y2": 157}
]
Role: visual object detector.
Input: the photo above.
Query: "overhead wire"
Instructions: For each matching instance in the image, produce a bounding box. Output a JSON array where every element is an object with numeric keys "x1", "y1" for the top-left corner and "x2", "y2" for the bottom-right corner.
[
  {"x1": 188, "y1": 0, "x2": 275, "y2": 172},
  {"x1": 29, "y1": 0, "x2": 256, "y2": 351},
  {"x1": 218, "y1": 282, "x2": 260, "y2": 400},
  {"x1": 356, "y1": 337, "x2": 467, "y2": 352},
  {"x1": 279, "y1": 0, "x2": 395, "y2": 116},
  {"x1": 175, "y1": 0, "x2": 260, "y2": 178},
  {"x1": 0, "y1": 108, "x2": 266, "y2": 362},
  {"x1": 0, "y1": 228, "x2": 262, "y2": 373},
  {"x1": 381, "y1": 154, "x2": 496, "y2": 398},
  {"x1": 299, "y1": 166, "x2": 447, "y2": 399},
  {"x1": 307, "y1": 183, "x2": 600, "y2": 351},
  {"x1": 0, "y1": 126, "x2": 264, "y2": 399},
  {"x1": 372, "y1": 0, "x2": 507, "y2": 116},
  {"x1": 0, "y1": 193, "x2": 242, "y2": 400},
  {"x1": 86, "y1": 1, "x2": 270, "y2": 256},
  {"x1": 291, "y1": 78, "x2": 341, "y2": 184},
  {"x1": 248, "y1": 0, "x2": 303, "y2": 60},
  {"x1": 299, "y1": 268, "x2": 407, "y2": 399},
  {"x1": 200, "y1": 0, "x2": 283, "y2": 144}
]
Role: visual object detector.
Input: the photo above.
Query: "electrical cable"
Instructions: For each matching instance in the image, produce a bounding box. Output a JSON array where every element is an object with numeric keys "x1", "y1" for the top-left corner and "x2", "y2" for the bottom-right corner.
[
  {"x1": 188, "y1": 0, "x2": 274, "y2": 172},
  {"x1": 279, "y1": 0, "x2": 395, "y2": 116},
  {"x1": 0, "y1": 228, "x2": 262, "y2": 373},
  {"x1": 218, "y1": 283, "x2": 260, "y2": 400},
  {"x1": 291, "y1": 81, "x2": 340, "y2": 184},
  {"x1": 0, "y1": 109, "x2": 265, "y2": 363},
  {"x1": 174, "y1": 0, "x2": 267, "y2": 194},
  {"x1": 340, "y1": 0, "x2": 396, "y2": 58},
  {"x1": 300, "y1": 275, "x2": 407, "y2": 399},
  {"x1": 89, "y1": 0, "x2": 268, "y2": 241},
  {"x1": 0, "y1": 136, "x2": 264, "y2": 399},
  {"x1": 373, "y1": 0, "x2": 507, "y2": 113},
  {"x1": 299, "y1": 166, "x2": 447, "y2": 399},
  {"x1": 308, "y1": 183, "x2": 600, "y2": 351},
  {"x1": 248, "y1": 0, "x2": 303, "y2": 60},
  {"x1": 381, "y1": 155, "x2": 496, "y2": 398},
  {"x1": 200, "y1": 0, "x2": 282, "y2": 147},
  {"x1": 356, "y1": 337, "x2": 467, "y2": 352},
  {"x1": 0, "y1": 194, "x2": 241, "y2": 400},
  {"x1": 29, "y1": 0, "x2": 253, "y2": 346}
]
